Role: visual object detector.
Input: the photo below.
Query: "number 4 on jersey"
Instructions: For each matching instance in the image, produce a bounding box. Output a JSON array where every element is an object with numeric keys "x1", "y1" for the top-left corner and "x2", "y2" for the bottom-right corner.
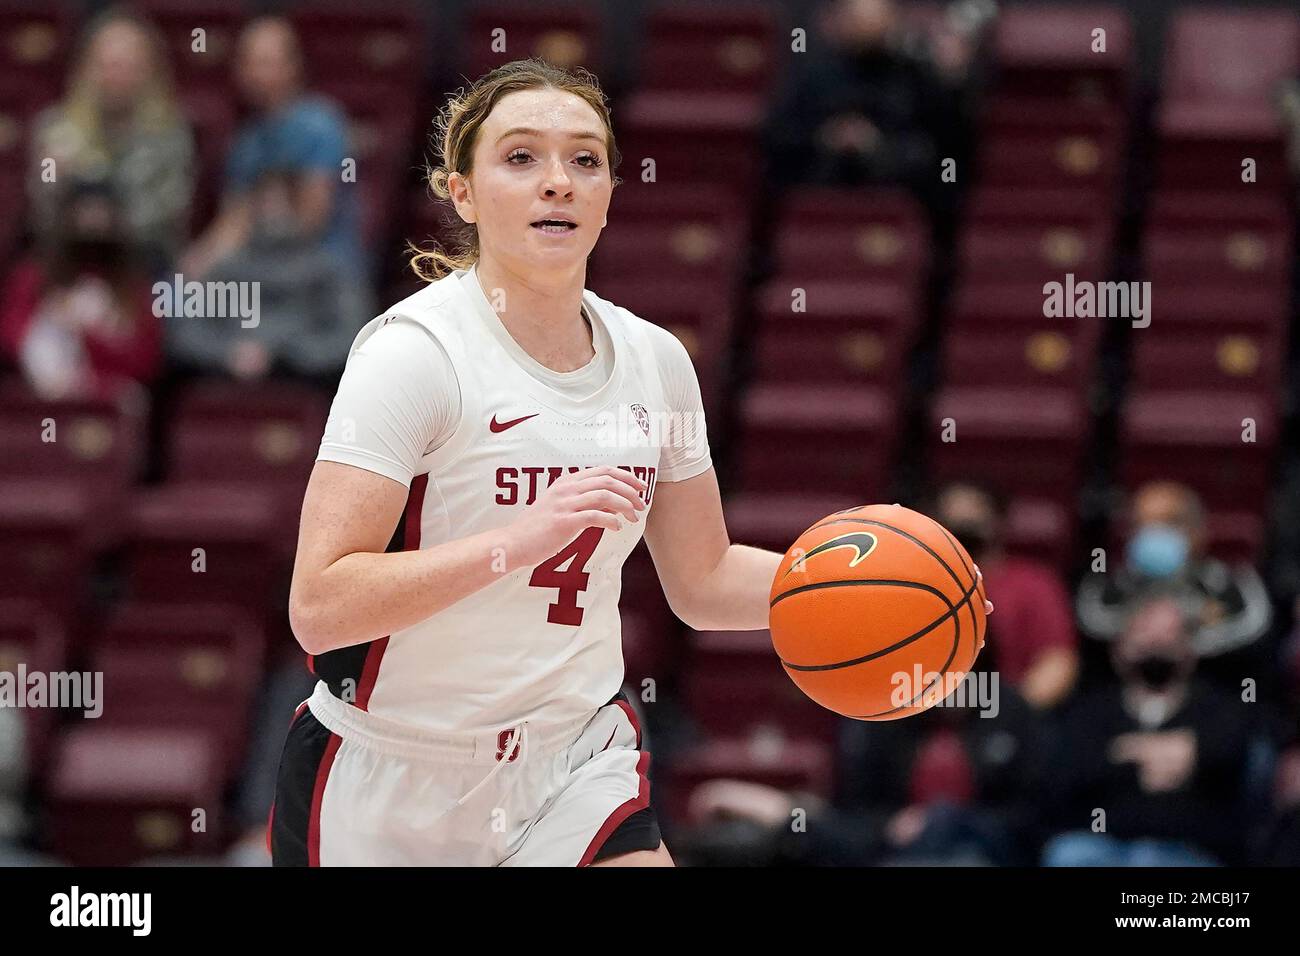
[{"x1": 528, "y1": 527, "x2": 605, "y2": 625}]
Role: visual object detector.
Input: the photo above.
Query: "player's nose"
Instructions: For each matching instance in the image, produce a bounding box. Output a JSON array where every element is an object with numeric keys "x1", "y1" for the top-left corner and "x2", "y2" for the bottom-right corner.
[{"x1": 539, "y1": 157, "x2": 573, "y2": 196}]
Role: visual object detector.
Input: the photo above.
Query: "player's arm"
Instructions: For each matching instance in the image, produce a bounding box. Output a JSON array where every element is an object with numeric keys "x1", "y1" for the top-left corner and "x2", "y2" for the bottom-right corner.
[
  {"x1": 643, "y1": 466, "x2": 782, "y2": 632},
  {"x1": 289, "y1": 462, "x2": 646, "y2": 654}
]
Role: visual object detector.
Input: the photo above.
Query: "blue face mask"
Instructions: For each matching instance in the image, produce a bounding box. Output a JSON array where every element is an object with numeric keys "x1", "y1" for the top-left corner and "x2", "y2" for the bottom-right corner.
[{"x1": 1126, "y1": 524, "x2": 1189, "y2": 579}]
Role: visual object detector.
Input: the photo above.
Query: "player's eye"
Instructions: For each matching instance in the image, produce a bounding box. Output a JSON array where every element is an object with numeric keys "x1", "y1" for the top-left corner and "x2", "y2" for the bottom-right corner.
[
  {"x1": 506, "y1": 148, "x2": 531, "y2": 164},
  {"x1": 575, "y1": 152, "x2": 604, "y2": 169}
]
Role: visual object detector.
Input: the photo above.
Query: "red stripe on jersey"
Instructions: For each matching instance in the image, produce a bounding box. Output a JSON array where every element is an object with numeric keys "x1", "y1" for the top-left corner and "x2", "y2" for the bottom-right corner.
[
  {"x1": 615, "y1": 697, "x2": 643, "y2": 749},
  {"x1": 577, "y1": 750, "x2": 651, "y2": 866},
  {"x1": 354, "y1": 473, "x2": 428, "y2": 711},
  {"x1": 307, "y1": 732, "x2": 344, "y2": 867}
]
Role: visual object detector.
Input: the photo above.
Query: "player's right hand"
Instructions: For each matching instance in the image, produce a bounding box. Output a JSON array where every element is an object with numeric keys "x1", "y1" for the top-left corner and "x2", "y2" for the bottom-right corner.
[{"x1": 508, "y1": 465, "x2": 648, "y2": 566}]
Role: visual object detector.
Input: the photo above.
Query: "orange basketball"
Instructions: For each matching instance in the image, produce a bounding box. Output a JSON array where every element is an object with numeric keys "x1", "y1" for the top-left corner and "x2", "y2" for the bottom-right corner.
[{"x1": 768, "y1": 503, "x2": 987, "y2": 721}]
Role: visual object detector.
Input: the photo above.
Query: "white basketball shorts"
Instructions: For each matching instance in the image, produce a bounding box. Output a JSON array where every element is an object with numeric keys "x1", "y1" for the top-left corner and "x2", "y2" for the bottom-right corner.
[{"x1": 268, "y1": 681, "x2": 660, "y2": 866}]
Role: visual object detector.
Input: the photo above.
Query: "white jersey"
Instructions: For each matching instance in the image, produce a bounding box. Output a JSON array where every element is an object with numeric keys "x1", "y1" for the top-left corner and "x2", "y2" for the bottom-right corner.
[{"x1": 309, "y1": 265, "x2": 711, "y2": 734}]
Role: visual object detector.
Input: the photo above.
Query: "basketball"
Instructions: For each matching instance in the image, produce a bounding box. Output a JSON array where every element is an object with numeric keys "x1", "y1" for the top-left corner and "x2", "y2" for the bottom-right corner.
[{"x1": 769, "y1": 504, "x2": 987, "y2": 721}]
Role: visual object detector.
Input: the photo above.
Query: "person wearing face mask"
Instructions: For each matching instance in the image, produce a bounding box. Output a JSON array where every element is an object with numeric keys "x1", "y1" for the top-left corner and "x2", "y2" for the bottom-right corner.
[
  {"x1": 933, "y1": 482, "x2": 1079, "y2": 710},
  {"x1": 1077, "y1": 482, "x2": 1273, "y2": 683},
  {"x1": 1042, "y1": 593, "x2": 1258, "y2": 866}
]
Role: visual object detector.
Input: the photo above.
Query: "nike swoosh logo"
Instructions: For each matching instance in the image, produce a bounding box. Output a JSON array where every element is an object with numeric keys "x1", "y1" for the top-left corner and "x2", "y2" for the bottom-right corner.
[
  {"x1": 783, "y1": 531, "x2": 878, "y2": 578},
  {"x1": 489, "y1": 412, "x2": 539, "y2": 433}
]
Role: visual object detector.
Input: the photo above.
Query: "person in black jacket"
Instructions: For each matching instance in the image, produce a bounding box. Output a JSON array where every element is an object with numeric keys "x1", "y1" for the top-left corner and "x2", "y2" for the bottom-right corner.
[
  {"x1": 763, "y1": 0, "x2": 978, "y2": 212},
  {"x1": 1043, "y1": 590, "x2": 1261, "y2": 866}
]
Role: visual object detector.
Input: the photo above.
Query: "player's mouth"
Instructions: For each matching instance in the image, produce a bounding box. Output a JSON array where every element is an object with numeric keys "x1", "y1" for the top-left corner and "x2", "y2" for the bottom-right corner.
[{"x1": 531, "y1": 217, "x2": 578, "y2": 234}]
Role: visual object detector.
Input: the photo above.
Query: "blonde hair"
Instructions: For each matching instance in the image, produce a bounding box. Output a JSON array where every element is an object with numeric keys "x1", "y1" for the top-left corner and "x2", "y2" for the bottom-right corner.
[
  {"x1": 61, "y1": 7, "x2": 183, "y2": 152},
  {"x1": 409, "y1": 58, "x2": 621, "y2": 282}
]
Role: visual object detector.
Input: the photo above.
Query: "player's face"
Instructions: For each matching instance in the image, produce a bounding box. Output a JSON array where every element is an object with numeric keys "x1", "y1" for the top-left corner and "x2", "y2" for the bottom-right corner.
[{"x1": 459, "y1": 88, "x2": 613, "y2": 274}]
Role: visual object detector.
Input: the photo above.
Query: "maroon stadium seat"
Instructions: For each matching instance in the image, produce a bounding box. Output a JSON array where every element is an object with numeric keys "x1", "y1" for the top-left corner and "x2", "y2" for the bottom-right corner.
[
  {"x1": 735, "y1": 384, "x2": 899, "y2": 499},
  {"x1": 751, "y1": 279, "x2": 920, "y2": 387},
  {"x1": 0, "y1": 0, "x2": 76, "y2": 91},
  {"x1": 588, "y1": 216, "x2": 747, "y2": 284},
  {"x1": 0, "y1": 479, "x2": 97, "y2": 618},
  {"x1": 948, "y1": 279, "x2": 1091, "y2": 331},
  {"x1": 991, "y1": 5, "x2": 1135, "y2": 107},
  {"x1": 928, "y1": 387, "x2": 1088, "y2": 507},
  {"x1": 1141, "y1": 284, "x2": 1288, "y2": 336},
  {"x1": 124, "y1": 481, "x2": 289, "y2": 615},
  {"x1": 1119, "y1": 390, "x2": 1278, "y2": 512},
  {"x1": 722, "y1": 492, "x2": 863, "y2": 556},
  {"x1": 46, "y1": 725, "x2": 225, "y2": 865},
  {"x1": 124, "y1": 381, "x2": 327, "y2": 616},
  {"x1": 770, "y1": 188, "x2": 930, "y2": 285},
  {"x1": 0, "y1": 383, "x2": 147, "y2": 552},
  {"x1": 461, "y1": 2, "x2": 604, "y2": 79},
  {"x1": 583, "y1": 274, "x2": 733, "y2": 419},
  {"x1": 90, "y1": 601, "x2": 263, "y2": 778},
  {"x1": 1163, "y1": 9, "x2": 1300, "y2": 106},
  {"x1": 977, "y1": 114, "x2": 1125, "y2": 193},
  {"x1": 1143, "y1": 222, "x2": 1291, "y2": 290},
  {"x1": 1003, "y1": 497, "x2": 1076, "y2": 570},
  {"x1": 164, "y1": 380, "x2": 329, "y2": 488},
  {"x1": 616, "y1": 90, "x2": 765, "y2": 198},
  {"x1": 1129, "y1": 329, "x2": 1284, "y2": 395},
  {"x1": 684, "y1": 628, "x2": 836, "y2": 740},
  {"x1": 637, "y1": 2, "x2": 780, "y2": 95},
  {"x1": 1147, "y1": 190, "x2": 1292, "y2": 233},
  {"x1": 941, "y1": 322, "x2": 1101, "y2": 393},
  {"x1": 769, "y1": 228, "x2": 927, "y2": 287},
  {"x1": 1156, "y1": 10, "x2": 1300, "y2": 192},
  {"x1": 288, "y1": 0, "x2": 426, "y2": 92}
]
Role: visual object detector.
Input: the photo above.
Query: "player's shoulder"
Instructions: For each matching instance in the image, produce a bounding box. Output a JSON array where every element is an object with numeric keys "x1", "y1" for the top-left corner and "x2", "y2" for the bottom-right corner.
[
  {"x1": 345, "y1": 272, "x2": 468, "y2": 362},
  {"x1": 584, "y1": 287, "x2": 693, "y2": 367}
]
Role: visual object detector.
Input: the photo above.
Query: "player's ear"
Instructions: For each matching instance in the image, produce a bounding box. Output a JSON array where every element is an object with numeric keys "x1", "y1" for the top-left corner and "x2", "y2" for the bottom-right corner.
[{"x1": 447, "y1": 171, "x2": 476, "y2": 224}]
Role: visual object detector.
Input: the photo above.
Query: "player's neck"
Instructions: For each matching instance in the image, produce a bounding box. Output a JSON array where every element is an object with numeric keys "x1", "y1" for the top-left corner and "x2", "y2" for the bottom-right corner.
[{"x1": 473, "y1": 258, "x2": 595, "y2": 372}]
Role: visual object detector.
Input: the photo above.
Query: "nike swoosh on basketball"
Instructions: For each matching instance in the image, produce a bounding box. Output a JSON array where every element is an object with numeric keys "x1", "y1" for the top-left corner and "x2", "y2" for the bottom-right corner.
[{"x1": 489, "y1": 412, "x2": 539, "y2": 433}]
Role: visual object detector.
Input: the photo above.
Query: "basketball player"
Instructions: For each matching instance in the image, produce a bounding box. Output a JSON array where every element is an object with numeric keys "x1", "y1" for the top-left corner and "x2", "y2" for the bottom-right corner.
[{"x1": 269, "y1": 60, "x2": 991, "y2": 867}]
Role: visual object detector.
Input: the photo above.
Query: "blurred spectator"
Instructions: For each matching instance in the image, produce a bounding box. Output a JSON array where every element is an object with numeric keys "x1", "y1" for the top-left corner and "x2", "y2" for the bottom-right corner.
[
  {"x1": 686, "y1": 682, "x2": 1047, "y2": 866},
  {"x1": 28, "y1": 8, "x2": 195, "y2": 271},
  {"x1": 166, "y1": 169, "x2": 371, "y2": 387},
  {"x1": 180, "y1": 16, "x2": 363, "y2": 277},
  {"x1": 763, "y1": 0, "x2": 981, "y2": 207},
  {"x1": 1042, "y1": 593, "x2": 1259, "y2": 866},
  {"x1": 1077, "y1": 482, "x2": 1273, "y2": 661},
  {"x1": 1, "y1": 180, "x2": 162, "y2": 400},
  {"x1": 170, "y1": 16, "x2": 370, "y2": 387},
  {"x1": 934, "y1": 482, "x2": 1079, "y2": 710}
]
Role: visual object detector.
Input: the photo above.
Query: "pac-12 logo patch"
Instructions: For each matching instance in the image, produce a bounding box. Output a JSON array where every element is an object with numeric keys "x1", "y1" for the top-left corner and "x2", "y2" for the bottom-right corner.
[{"x1": 630, "y1": 403, "x2": 650, "y2": 437}]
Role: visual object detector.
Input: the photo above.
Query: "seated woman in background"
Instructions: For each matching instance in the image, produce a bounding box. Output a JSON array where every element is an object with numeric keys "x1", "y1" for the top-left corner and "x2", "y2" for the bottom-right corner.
[{"x1": 28, "y1": 7, "x2": 195, "y2": 271}]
